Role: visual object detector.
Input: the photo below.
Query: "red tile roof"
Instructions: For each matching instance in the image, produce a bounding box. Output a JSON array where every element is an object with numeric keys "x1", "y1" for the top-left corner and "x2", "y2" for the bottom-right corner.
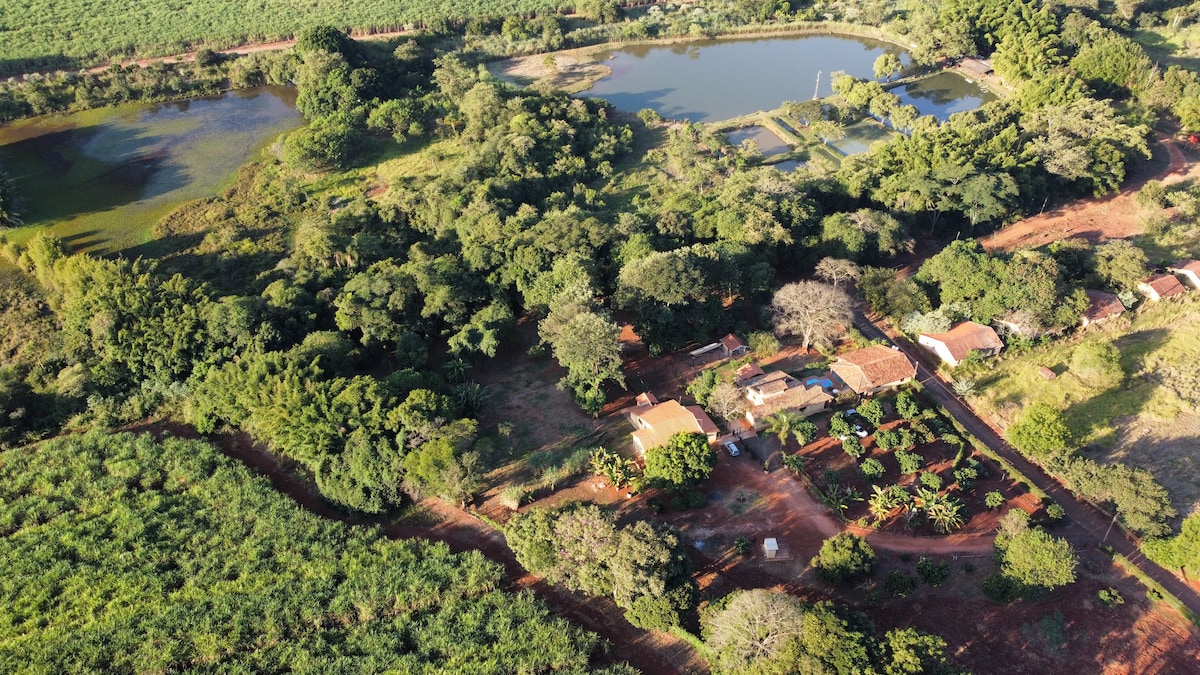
[
  {"x1": 1083, "y1": 290, "x2": 1124, "y2": 324},
  {"x1": 920, "y1": 322, "x2": 1003, "y2": 364},
  {"x1": 831, "y1": 345, "x2": 916, "y2": 393},
  {"x1": 721, "y1": 334, "x2": 748, "y2": 352},
  {"x1": 630, "y1": 400, "x2": 718, "y2": 451},
  {"x1": 1169, "y1": 260, "x2": 1200, "y2": 275},
  {"x1": 1141, "y1": 273, "x2": 1186, "y2": 299}
]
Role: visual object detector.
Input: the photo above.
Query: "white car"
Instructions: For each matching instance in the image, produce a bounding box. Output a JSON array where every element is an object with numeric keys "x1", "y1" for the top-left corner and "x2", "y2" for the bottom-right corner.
[{"x1": 723, "y1": 441, "x2": 741, "y2": 457}]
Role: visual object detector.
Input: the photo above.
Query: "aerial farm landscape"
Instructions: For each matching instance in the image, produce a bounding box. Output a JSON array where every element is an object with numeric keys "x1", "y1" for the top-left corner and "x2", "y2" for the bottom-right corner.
[{"x1": 1, "y1": 0, "x2": 1199, "y2": 673}]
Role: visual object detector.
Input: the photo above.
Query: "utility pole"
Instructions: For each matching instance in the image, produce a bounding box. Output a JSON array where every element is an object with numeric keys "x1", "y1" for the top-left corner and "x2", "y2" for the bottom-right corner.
[{"x1": 1102, "y1": 511, "x2": 1118, "y2": 545}]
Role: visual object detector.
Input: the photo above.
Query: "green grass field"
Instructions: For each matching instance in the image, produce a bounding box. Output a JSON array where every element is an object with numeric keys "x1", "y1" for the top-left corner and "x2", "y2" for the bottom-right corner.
[
  {"x1": 0, "y1": 0, "x2": 574, "y2": 74},
  {"x1": 968, "y1": 293, "x2": 1200, "y2": 518}
]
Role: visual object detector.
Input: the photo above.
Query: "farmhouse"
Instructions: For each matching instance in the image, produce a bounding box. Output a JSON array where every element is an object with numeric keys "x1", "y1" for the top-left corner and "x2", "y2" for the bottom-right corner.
[
  {"x1": 740, "y1": 370, "x2": 832, "y2": 427},
  {"x1": 1167, "y1": 260, "x2": 1200, "y2": 289},
  {"x1": 917, "y1": 321, "x2": 1003, "y2": 368},
  {"x1": 1137, "y1": 273, "x2": 1187, "y2": 302},
  {"x1": 627, "y1": 395, "x2": 719, "y2": 453},
  {"x1": 830, "y1": 345, "x2": 917, "y2": 395},
  {"x1": 959, "y1": 57, "x2": 994, "y2": 78},
  {"x1": 1080, "y1": 290, "x2": 1125, "y2": 327},
  {"x1": 720, "y1": 333, "x2": 750, "y2": 357}
]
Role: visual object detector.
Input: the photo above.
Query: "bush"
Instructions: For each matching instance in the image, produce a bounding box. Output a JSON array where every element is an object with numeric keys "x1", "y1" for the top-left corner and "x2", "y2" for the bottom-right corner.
[
  {"x1": 1008, "y1": 403, "x2": 1074, "y2": 457},
  {"x1": 500, "y1": 484, "x2": 530, "y2": 510},
  {"x1": 982, "y1": 573, "x2": 1020, "y2": 602},
  {"x1": 859, "y1": 457, "x2": 886, "y2": 481},
  {"x1": 953, "y1": 466, "x2": 978, "y2": 491},
  {"x1": 1070, "y1": 340, "x2": 1124, "y2": 389},
  {"x1": 747, "y1": 331, "x2": 781, "y2": 356},
  {"x1": 734, "y1": 537, "x2": 752, "y2": 555},
  {"x1": 1098, "y1": 588, "x2": 1125, "y2": 607},
  {"x1": 985, "y1": 491, "x2": 1005, "y2": 509},
  {"x1": 884, "y1": 571, "x2": 918, "y2": 597},
  {"x1": 917, "y1": 558, "x2": 951, "y2": 586},
  {"x1": 895, "y1": 391, "x2": 923, "y2": 419},
  {"x1": 829, "y1": 411, "x2": 852, "y2": 438},
  {"x1": 842, "y1": 436, "x2": 865, "y2": 459},
  {"x1": 895, "y1": 449, "x2": 922, "y2": 474},
  {"x1": 811, "y1": 533, "x2": 876, "y2": 584},
  {"x1": 1045, "y1": 502, "x2": 1066, "y2": 521},
  {"x1": 919, "y1": 471, "x2": 943, "y2": 490},
  {"x1": 858, "y1": 399, "x2": 885, "y2": 426}
]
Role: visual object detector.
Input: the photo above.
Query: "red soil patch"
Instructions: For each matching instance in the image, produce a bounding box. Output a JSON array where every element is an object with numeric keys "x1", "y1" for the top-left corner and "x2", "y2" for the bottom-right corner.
[{"x1": 979, "y1": 134, "x2": 1195, "y2": 253}]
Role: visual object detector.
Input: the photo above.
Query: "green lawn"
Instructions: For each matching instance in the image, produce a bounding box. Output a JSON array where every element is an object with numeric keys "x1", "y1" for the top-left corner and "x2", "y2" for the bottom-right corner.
[{"x1": 969, "y1": 293, "x2": 1200, "y2": 447}]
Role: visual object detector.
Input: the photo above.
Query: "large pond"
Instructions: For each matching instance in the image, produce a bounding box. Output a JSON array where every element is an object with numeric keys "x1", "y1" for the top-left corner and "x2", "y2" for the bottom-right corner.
[
  {"x1": 583, "y1": 35, "x2": 908, "y2": 123},
  {"x1": 581, "y1": 35, "x2": 993, "y2": 124},
  {"x1": 0, "y1": 86, "x2": 301, "y2": 252}
]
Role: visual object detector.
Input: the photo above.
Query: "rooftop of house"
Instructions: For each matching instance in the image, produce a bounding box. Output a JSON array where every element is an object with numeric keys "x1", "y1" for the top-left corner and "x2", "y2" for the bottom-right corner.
[
  {"x1": 1083, "y1": 290, "x2": 1125, "y2": 323},
  {"x1": 831, "y1": 345, "x2": 916, "y2": 390},
  {"x1": 1168, "y1": 260, "x2": 1200, "y2": 275},
  {"x1": 1141, "y1": 273, "x2": 1186, "y2": 298},
  {"x1": 735, "y1": 362, "x2": 767, "y2": 384},
  {"x1": 742, "y1": 371, "x2": 832, "y2": 418},
  {"x1": 920, "y1": 321, "x2": 1003, "y2": 363},
  {"x1": 630, "y1": 399, "x2": 719, "y2": 451},
  {"x1": 720, "y1": 333, "x2": 747, "y2": 352}
]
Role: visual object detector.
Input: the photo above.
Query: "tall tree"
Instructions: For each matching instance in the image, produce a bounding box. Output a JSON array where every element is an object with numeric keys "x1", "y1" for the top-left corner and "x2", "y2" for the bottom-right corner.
[{"x1": 769, "y1": 281, "x2": 853, "y2": 351}]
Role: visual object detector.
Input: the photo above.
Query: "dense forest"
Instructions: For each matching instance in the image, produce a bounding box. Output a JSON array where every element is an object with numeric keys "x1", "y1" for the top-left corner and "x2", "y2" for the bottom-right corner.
[{"x1": 0, "y1": 432, "x2": 622, "y2": 673}]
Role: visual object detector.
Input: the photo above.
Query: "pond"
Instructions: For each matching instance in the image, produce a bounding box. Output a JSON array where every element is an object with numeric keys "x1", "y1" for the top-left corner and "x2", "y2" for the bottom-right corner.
[
  {"x1": 890, "y1": 71, "x2": 996, "y2": 122},
  {"x1": 582, "y1": 34, "x2": 909, "y2": 123},
  {"x1": 0, "y1": 86, "x2": 301, "y2": 252},
  {"x1": 828, "y1": 119, "x2": 895, "y2": 156},
  {"x1": 725, "y1": 126, "x2": 790, "y2": 157}
]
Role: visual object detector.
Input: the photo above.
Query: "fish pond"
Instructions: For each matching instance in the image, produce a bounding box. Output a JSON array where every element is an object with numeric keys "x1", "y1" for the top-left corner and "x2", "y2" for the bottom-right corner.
[
  {"x1": 0, "y1": 86, "x2": 301, "y2": 252},
  {"x1": 581, "y1": 34, "x2": 992, "y2": 123}
]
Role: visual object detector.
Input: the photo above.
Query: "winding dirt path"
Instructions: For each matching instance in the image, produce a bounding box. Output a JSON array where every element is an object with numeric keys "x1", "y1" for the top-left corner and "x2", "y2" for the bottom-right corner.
[
  {"x1": 131, "y1": 422, "x2": 699, "y2": 675},
  {"x1": 980, "y1": 133, "x2": 1194, "y2": 252}
]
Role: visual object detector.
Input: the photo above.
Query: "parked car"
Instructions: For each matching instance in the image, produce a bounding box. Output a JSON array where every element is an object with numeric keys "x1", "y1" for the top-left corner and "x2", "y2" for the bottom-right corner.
[
  {"x1": 723, "y1": 440, "x2": 741, "y2": 457},
  {"x1": 852, "y1": 423, "x2": 869, "y2": 438}
]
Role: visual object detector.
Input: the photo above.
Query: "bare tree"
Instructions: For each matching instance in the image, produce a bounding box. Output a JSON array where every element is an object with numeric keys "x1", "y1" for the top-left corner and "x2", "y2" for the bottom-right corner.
[
  {"x1": 814, "y1": 257, "x2": 861, "y2": 289},
  {"x1": 705, "y1": 589, "x2": 808, "y2": 671},
  {"x1": 708, "y1": 382, "x2": 747, "y2": 422},
  {"x1": 770, "y1": 281, "x2": 853, "y2": 351}
]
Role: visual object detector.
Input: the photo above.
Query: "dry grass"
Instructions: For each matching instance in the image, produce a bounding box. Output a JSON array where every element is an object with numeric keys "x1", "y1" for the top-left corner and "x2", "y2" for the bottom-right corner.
[{"x1": 968, "y1": 292, "x2": 1200, "y2": 519}]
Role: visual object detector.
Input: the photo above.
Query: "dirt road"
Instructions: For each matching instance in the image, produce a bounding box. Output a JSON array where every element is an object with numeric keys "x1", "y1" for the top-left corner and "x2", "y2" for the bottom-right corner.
[
  {"x1": 852, "y1": 314, "x2": 1200, "y2": 623},
  {"x1": 980, "y1": 134, "x2": 1194, "y2": 252},
  {"x1": 134, "y1": 423, "x2": 700, "y2": 675}
]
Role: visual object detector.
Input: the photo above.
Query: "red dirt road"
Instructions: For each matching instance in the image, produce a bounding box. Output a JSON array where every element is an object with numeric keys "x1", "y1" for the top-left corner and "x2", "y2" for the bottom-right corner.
[
  {"x1": 980, "y1": 134, "x2": 1194, "y2": 252},
  {"x1": 131, "y1": 423, "x2": 699, "y2": 675}
]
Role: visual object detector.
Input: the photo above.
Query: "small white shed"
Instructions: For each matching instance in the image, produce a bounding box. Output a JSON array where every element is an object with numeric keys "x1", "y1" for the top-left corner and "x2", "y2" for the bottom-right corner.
[{"x1": 763, "y1": 538, "x2": 779, "y2": 559}]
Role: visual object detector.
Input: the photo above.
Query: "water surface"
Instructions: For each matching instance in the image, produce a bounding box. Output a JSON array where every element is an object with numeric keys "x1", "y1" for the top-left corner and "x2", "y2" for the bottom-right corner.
[
  {"x1": 0, "y1": 86, "x2": 301, "y2": 252},
  {"x1": 584, "y1": 35, "x2": 908, "y2": 122},
  {"x1": 725, "y1": 126, "x2": 790, "y2": 156},
  {"x1": 890, "y1": 72, "x2": 996, "y2": 121}
]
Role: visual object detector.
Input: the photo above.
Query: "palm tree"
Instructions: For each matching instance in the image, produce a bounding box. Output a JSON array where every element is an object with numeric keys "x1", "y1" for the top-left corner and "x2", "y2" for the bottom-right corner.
[
  {"x1": 443, "y1": 358, "x2": 471, "y2": 383},
  {"x1": 765, "y1": 410, "x2": 804, "y2": 449},
  {"x1": 453, "y1": 381, "x2": 492, "y2": 418},
  {"x1": 926, "y1": 498, "x2": 966, "y2": 534},
  {"x1": 868, "y1": 485, "x2": 896, "y2": 523}
]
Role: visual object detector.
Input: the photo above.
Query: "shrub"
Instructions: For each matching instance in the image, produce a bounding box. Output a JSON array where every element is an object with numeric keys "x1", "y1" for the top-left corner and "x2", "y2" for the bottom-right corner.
[
  {"x1": 1098, "y1": 588, "x2": 1124, "y2": 607},
  {"x1": 895, "y1": 391, "x2": 923, "y2": 419},
  {"x1": 747, "y1": 331, "x2": 781, "y2": 356},
  {"x1": 953, "y1": 466, "x2": 978, "y2": 491},
  {"x1": 734, "y1": 537, "x2": 752, "y2": 555},
  {"x1": 895, "y1": 449, "x2": 922, "y2": 474},
  {"x1": 842, "y1": 436, "x2": 865, "y2": 459},
  {"x1": 782, "y1": 453, "x2": 808, "y2": 474},
  {"x1": 858, "y1": 399, "x2": 885, "y2": 426},
  {"x1": 919, "y1": 471, "x2": 943, "y2": 490},
  {"x1": 794, "y1": 420, "x2": 819, "y2": 446},
  {"x1": 637, "y1": 108, "x2": 663, "y2": 124},
  {"x1": 982, "y1": 573, "x2": 1020, "y2": 602},
  {"x1": 917, "y1": 558, "x2": 951, "y2": 586},
  {"x1": 1046, "y1": 502, "x2": 1066, "y2": 521},
  {"x1": 859, "y1": 457, "x2": 886, "y2": 481},
  {"x1": 884, "y1": 571, "x2": 918, "y2": 597},
  {"x1": 829, "y1": 411, "x2": 853, "y2": 438},
  {"x1": 500, "y1": 484, "x2": 530, "y2": 510},
  {"x1": 1008, "y1": 403, "x2": 1074, "y2": 457},
  {"x1": 811, "y1": 533, "x2": 876, "y2": 583},
  {"x1": 985, "y1": 491, "x2": 1005, "y2": 509}
]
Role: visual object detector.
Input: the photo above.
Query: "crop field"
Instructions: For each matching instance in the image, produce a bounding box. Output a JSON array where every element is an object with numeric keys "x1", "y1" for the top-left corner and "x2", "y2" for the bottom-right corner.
[
  {"x1": 0, "y1": 0, "x2": 573, "y2": 74},
  {"x1": 968, "y1": 293, "x2": 1200, "y2": 519}
]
